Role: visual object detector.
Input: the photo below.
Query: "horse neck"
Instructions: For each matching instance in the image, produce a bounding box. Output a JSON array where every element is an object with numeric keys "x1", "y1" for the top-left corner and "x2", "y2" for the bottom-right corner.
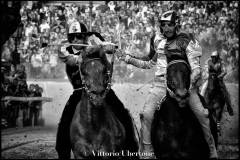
[
  {"x1": 80, "y1": 90, "x2": 108, "y2": 128},
  {"x1": 207, "y1": 76, "x2": 219, "y2": 91}
]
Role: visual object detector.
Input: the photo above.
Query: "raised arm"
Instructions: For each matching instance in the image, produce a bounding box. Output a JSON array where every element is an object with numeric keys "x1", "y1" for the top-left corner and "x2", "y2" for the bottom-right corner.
[
  {"x1": 117, "y1": 33, "x2": 166, "y2": 69},
  {"x1": 58, "y1": 45, "x2": 82, "y2": 66},
  {"x1": 130, "y1": 34, "x2": 156, "y2": 61},
  {"x1": 218, "y1": 59, "x2": 227, "y2": 79}
]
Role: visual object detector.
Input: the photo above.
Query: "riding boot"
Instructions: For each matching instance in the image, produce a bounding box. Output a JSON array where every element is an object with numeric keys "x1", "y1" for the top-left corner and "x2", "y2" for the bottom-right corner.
[
  {"x1": 55, "y1": 90, "x2": 82, "y2": 159},
  {"x1": 140, "y1": 113, "x2": 156, "y2": 159}
]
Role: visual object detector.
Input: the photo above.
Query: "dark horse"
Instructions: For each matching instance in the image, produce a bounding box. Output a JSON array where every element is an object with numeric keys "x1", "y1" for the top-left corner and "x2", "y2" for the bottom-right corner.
[
  {"x1": 70, "y1": 47, "x2": 139, "y2": 159},
  {"x1": 204, "y1": 72, "x2": 226, "y2": 143},
  {"x1": 151, "y1": 59, "x2": 214, "y2": 159}
]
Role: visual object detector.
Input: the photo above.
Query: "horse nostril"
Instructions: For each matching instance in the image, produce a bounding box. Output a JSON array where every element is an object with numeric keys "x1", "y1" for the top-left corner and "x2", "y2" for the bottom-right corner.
[
  {"x1": 91, "y1": 91, "x2": 98, "y2": 95},
  {"x1": 91, "y1": 89, "x2": 105, "y2": 95}
]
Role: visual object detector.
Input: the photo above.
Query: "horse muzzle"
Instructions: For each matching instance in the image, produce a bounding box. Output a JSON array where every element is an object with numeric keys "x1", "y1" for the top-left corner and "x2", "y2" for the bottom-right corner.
[{"x1": 172, "y1": 89, "x2": 189, "y2": 108}]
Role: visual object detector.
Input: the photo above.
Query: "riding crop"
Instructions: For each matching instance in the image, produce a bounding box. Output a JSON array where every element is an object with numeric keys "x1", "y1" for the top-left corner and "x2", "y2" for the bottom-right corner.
[{"x1": 48, "y1": 42, "x2": 118, "y2": 47}]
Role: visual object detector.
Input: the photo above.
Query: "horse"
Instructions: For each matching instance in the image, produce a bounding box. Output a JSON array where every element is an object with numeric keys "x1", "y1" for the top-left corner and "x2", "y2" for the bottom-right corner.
[
  {"x1": 151, "y1": 59, "x2": 215, "y2": 159},
  {"x1": 203, "y1": 72, "x2": 226, "y2": 142},
  {"x1": 70, "y1": 47, "x2": 139, "y2": 159}
]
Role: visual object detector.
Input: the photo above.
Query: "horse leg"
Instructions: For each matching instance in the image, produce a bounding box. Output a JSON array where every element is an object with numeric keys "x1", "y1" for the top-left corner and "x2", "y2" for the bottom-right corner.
[
  {"x1": 106, "y1": 90, "x2": 139, "y2": 152},
  {"x1": 56, "y1": 91, "x2": 82, "y2": 159},
  {"x1": 220, "y1": 81, "x2": 234, "y2": 116},
  {"x1": 208, "y1": 109, "x2": 218, "y2": 149},
  {"x1": 215, "y1": 102, "x2": 224, "y2": 137}
]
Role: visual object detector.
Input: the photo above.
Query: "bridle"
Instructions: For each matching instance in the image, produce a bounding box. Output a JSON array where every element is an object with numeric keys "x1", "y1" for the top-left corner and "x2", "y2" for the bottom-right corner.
[
  {"x1": 166, "y1": 60, "x2": 191, "y2": 99},
  {"x1": 79, "y1": 54, "x2": 115, "y2": 103}
]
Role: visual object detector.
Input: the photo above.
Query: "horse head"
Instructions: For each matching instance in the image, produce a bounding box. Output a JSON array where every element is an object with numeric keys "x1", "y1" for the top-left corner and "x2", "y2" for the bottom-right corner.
[
  {"x1": 166, "y1": 60, "x2": 191, "y2": 107},
  {"x1": 80, "y1": 46, "x2": 113, "y2": 106}
]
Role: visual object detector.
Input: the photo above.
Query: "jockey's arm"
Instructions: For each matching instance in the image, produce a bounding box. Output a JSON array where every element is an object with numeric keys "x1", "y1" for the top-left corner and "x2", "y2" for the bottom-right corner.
[
  {"x1": 129, "y1": 34, "x2": 157, "y2": 61},
  {"x1": 121, "y1": 33, "x2": 165, "y2": 69},
  {"x1": 218, "y1": 60, "x2": 227, "y2": 79},
  {"x1": 124, "y1": 52, "x2": 157, "y2": 69},
  {"x1": 58, "y1": 45, "x2": 82, "y2": 66},
  {"x1": 186, "y1": 39, "x2": 203, "y2": 87}
]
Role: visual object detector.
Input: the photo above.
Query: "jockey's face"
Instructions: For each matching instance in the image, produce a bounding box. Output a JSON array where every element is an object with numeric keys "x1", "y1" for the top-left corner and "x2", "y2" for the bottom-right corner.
[
  {"x1": 211, "y1": 56, "x2": 218, "y2": 63},
  {"x1": 69, "y1": 33, "x2": 88, "y2": 50},
  {"x1": 161, "y1": 21, "x2": 176, "y2": 39}
]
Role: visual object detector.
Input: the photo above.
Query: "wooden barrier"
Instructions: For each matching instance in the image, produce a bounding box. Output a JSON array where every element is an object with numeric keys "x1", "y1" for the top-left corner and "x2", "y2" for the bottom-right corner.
[
  {"x1": 1, "y1": 96, "x2": 53, "y2": 128},
  {"x1": 1, "y1": 96, "x2": 53, "y2": 102}
]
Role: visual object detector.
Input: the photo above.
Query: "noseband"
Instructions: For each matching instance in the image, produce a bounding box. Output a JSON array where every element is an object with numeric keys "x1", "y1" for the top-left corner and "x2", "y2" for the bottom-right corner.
[
  {"x1": 166, "y1": 60, "x2": 191, "y2": 99},
  {"x1": 79, "y1": 57, "x2": 113, "y2": 103}
]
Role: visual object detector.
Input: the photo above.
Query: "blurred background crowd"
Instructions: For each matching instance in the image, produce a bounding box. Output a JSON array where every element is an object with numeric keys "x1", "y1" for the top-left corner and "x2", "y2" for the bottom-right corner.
[
  {"x1": 1, "y1": 1, "x2": 239, "y2": 128},
  {"x1": 1, "y1": 1, "x2": 238, "y2": 82}
]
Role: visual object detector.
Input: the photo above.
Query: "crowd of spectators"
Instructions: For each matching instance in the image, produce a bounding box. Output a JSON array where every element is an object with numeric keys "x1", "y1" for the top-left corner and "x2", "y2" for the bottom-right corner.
[
  {"x1": 1, "y1": 1, "x2": 239, "y2": 82},
  {"x1": 1, "y1": 62, "x2": 43, "y2": 128}
]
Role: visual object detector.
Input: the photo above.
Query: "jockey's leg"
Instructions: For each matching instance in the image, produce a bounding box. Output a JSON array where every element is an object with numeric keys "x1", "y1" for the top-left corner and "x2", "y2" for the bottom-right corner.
[
  {"x1": 188, "y1": 88, "x2": 218, "y2": 159},
  {"x1": 200, "y1": 79, "x2": 208, "y2": 96},
  {"x1": 105, "y1": 89, "x2": 139, "y2": 152},
  {"x1": 140, "y1": 81, "x2": 166, "y2": 159},
  {"x1": 219, "y1": 80, "x2": 234, "y2": 116},
  {"x1": 55, "y1": 90, "x2": 82, "y2": 159}
]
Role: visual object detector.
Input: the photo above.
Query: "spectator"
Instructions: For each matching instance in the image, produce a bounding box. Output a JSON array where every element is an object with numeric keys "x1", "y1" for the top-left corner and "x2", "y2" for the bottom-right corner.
[{"x1": 1, "y1": 1, "x2": 238, "y2": 82}]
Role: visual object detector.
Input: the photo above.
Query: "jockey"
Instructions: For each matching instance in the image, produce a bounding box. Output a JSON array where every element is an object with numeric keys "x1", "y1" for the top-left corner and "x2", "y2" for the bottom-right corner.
[
  {"x1": 201, "y1": 50, "x2": 234, "y2": 116},
  {"x1": 116, "y1": 10, "x2": 218, "y2": 159},
  {"x1": 55, "y1": 19, "x2": 137, "y2": 159}
]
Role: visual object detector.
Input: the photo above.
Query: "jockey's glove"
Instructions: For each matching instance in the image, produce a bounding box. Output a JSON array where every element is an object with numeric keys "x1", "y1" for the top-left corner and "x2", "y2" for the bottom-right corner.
[{"x1": 115, "y1": 49, "x2": 126, "y2": 61}]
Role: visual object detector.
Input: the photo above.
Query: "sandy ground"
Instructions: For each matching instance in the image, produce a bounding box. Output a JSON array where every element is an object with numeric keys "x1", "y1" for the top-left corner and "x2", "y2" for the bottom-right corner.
[{"x1": 1, "y1": 82, "x2": 239, "y2": 159}]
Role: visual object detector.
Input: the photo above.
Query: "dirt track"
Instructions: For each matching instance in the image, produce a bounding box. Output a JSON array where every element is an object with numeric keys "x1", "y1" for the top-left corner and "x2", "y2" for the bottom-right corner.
[{"x1": 1, "y1": 82, "x2": 239, "y2": 159}]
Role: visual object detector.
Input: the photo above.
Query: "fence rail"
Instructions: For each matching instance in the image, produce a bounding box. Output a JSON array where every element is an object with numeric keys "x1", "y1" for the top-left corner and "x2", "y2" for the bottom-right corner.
[{"x1": 1, "y1": 96, "x2": 53, "y2": 102}]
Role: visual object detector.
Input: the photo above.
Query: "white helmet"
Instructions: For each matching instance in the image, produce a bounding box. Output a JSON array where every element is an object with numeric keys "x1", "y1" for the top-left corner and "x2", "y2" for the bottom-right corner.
[
  {"x1": 159, "y1": 10, "x2": 180, "y2": 33},
  {"x1": 68, "y1": 20, "x2": 88, "y2": 34},
  {"x1": 211, "y1": 51, "x2": 219, "y2": 57},
  {"x1": 159, "y1": 10, "x2": 180, "y2": 24},
  {"x1": 67, "y1": 20, "x2": 105, "y2": 42}
]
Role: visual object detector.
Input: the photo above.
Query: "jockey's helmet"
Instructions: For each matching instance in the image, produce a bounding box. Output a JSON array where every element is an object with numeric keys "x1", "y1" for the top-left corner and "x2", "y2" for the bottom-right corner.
[
  {"x1": 211, "y1": 51, "x2": 219, "y2": 57},
  {"x1": 159, "y1": 10, "x2": 180, "y2": 33},
  {"x1": 67, "y1": 20, "x2": 105, "y2": 43},
  {"x1": 67, "y1": 20, "x2": 89, "y2": 42},
  {"x1": 68, "y1": 21, "x2": 88, "y2": 35}
]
